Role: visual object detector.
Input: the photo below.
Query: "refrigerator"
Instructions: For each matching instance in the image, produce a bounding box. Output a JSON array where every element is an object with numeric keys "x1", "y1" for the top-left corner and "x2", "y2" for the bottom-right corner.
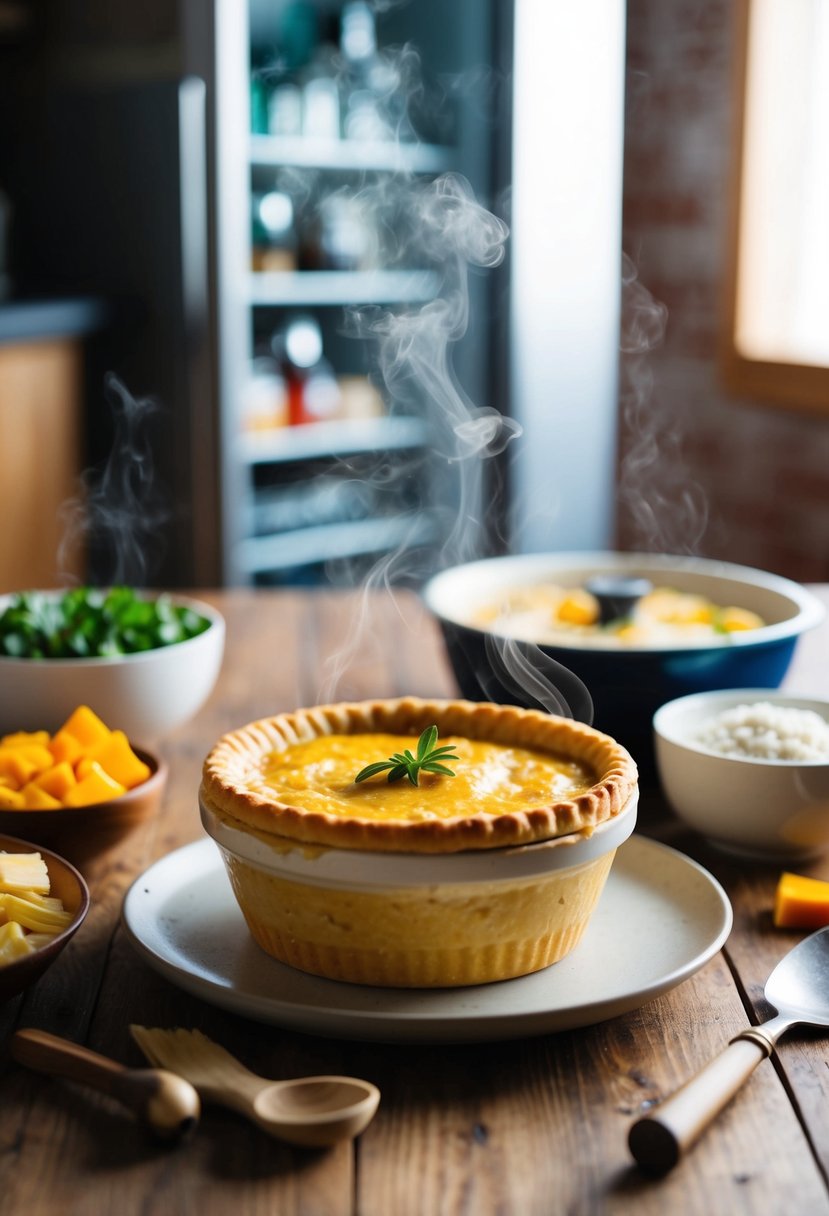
[{"x1": 0, "y1": 0, "x2": 625, "y2": 589}]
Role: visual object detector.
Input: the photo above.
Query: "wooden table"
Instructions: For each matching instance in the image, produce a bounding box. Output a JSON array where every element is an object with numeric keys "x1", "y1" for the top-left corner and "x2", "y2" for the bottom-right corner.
[{"x1": 3, "y1": 587, "x2": 829, "y2": 1216}]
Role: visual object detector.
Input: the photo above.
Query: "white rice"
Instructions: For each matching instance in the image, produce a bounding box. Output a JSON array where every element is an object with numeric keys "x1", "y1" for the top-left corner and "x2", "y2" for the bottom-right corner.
[{"x1": 694, "y1": 701, "x2": 829, "y2": 761}]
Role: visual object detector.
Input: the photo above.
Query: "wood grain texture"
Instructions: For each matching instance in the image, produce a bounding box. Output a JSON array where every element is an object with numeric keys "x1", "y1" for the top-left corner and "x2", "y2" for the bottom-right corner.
[
  {"x1": 0, "y1": 337, "x2": 84, "y2": 590},
  {"x1": 2, "y1": 588, "x2": 829, "y2": 1215}
]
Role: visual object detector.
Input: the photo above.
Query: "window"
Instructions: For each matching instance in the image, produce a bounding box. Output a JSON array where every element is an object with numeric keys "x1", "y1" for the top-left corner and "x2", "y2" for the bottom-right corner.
[{"x1": 723, "y1": 0, "x2": 829, "y2": 410}]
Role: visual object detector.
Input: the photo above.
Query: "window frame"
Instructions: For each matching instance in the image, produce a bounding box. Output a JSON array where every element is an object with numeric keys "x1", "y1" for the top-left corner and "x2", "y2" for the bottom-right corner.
[{"x1": 721, "y1": 0, "x2": 829, "y2": 413}]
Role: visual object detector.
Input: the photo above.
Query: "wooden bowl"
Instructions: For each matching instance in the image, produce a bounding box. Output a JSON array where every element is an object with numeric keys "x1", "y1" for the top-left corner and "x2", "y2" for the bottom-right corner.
[
  {"x1": 0, "y1": 747, "x2": 167, "y2": 868},
  {"x1": 0, "y1": 833, "x2": 90, "y2": 1002}
]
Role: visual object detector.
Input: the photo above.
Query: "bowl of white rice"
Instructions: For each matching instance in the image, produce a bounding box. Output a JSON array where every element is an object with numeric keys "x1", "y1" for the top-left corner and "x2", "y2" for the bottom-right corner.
[{"x1": 654, "y1": 689, "x2": 829, "y2": 861}]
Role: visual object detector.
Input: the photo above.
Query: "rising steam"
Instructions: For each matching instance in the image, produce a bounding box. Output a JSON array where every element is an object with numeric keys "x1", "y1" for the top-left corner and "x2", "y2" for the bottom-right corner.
[
  {"x1": 617, "y1": 254, "x2": 708, "y2": 553},
  {"x1": 317, "y1": 170, "x2": 521, "y2": 701},
  {"x1": 58, "y1": 373, "x2": 167, "y2": 586}
]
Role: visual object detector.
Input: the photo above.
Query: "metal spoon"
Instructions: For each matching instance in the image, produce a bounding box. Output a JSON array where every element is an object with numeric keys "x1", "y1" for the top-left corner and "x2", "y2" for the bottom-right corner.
[
  {"x1": 629, "y1": 925, "x2": 829, "y2": 1174},
  {"x1": 11, "y1": 1028, "x2": 200, "y2": 1141},
  {"x1": 131, "y1": 1025, "x2": 380, "y2": 1148}
]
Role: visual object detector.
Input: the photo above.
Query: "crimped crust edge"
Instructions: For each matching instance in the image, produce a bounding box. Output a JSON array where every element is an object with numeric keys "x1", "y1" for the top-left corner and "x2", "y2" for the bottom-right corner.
[{"x1": 201, "y1": 698, "x2": 638, "y2": 854}]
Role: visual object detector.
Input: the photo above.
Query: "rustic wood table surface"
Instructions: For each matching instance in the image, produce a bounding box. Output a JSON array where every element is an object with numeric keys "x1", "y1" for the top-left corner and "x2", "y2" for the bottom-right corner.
[{"x1": 2, "y1": 587, "x2": 829, "y2": 1216}]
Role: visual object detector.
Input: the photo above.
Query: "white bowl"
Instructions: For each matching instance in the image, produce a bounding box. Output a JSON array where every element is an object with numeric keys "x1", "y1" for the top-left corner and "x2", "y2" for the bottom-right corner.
[
  {"x1": 0, "y1": 594, "x2": 225, "y2": 744},
  {"x1": 654, "y1": 689, "x2": 829, "y2": 861},
  {"x1": 199, "y1": 790, "x2": 639, "y2": 988}
]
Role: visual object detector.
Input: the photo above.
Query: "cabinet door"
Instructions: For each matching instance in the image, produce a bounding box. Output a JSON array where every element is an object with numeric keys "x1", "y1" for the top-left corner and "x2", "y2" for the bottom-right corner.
[{"x1": 0, "y1": 338, "x2": 84, "y2": 589}]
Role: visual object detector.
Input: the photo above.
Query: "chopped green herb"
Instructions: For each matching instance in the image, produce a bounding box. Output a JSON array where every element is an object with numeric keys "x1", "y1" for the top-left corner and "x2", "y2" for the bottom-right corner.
[{"x1": 0, "y1": 587, "x2": 210, "y2": 659}]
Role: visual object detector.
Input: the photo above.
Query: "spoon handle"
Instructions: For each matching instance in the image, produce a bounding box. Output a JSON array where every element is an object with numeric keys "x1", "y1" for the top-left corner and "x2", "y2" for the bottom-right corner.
[
  {"x1": 628, "y1": 1033, "x2": 771, "y2": 1174},
  {"x1": 12, "y1": 1028, "x2": 128, "y2": 1094},
  {"x1": 11, "y1": 1028, "x2": 200, "y2": 1140}
]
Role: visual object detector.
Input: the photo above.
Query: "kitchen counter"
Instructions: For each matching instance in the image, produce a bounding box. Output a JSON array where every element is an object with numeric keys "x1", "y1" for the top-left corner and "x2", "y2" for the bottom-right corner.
[{"x1": 2, "y1": 587, "x2": 829, "y2": 1216}]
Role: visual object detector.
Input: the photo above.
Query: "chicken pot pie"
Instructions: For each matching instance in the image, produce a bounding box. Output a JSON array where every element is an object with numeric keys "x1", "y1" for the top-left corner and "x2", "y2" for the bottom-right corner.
[{"x1": 200, "y1": 698, "x2": 638, "y2": 987}]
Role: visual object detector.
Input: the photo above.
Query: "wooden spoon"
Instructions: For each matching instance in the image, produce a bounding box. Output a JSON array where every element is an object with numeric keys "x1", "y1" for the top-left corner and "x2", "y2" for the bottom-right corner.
[
  {"x1": 11, "y1": 1028, "x2": 200, "y2": 1141},
  {"x1": 131, "y1": 1025, "x2": 380, "y2": 1148}
]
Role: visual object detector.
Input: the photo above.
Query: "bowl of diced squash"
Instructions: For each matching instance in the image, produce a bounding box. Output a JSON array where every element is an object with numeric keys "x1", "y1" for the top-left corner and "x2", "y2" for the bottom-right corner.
[
  {"x1": 0, "y1": 706, "x2": 167, "y2": 863},
  {"x1": 0, "y1": 834, "x2": 90, "y2": 1002}
]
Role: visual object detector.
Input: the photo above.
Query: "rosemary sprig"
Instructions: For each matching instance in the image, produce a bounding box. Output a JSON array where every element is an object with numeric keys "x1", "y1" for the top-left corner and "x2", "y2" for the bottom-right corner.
[{"x1": 354, "y1": 724, "x2": 459, "y2": 787}]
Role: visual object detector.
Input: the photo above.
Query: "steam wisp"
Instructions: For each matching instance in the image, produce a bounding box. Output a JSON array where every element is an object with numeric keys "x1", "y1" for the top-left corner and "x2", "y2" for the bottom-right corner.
[
  {"x1": 617, "y1": 254, "x2": 708, "y2": 553},
  {"x1": 59, "y1": 373, "x2": 167, "y2": 587}
]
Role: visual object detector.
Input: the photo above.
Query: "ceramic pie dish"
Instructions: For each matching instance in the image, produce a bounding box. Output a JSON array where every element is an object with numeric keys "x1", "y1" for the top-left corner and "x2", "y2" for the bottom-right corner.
[{"x1": 200, "y1": 697, "x2": 639, "y2": 988}]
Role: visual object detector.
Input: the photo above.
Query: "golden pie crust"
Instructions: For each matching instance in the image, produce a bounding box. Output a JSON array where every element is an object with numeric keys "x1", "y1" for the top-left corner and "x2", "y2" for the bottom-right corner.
[{"x1": 201, "y1": 698, "x2": 637, "y2": 854}]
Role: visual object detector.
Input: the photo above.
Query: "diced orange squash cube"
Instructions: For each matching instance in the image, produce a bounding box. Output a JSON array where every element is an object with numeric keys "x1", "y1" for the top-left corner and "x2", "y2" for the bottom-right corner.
[
  {"x1": 0, "y1": 751, "x2": 38, "y2": 788},
  {"x1": 774, "y1": 872, "x2": 829, "y2": 929},
  {"x1": 0, "y1": 786, "x2": 25, "y2": 809},
  {"x1": 75, "y1": 757, "x2": 93, "y2": 779},
  {"x1": 87, "y1": 731, "x2": 150, "y2": 790},
  {"x1": 33, "y1": 762, "x2": 77, "y2": 801},
  {"x1": 63, "y1": 761, "x2": 126, "y2": 807},
  {"x1": 7, "y1": 744, "x2": 53, "y2": 771},
  {"x1": 21, "y1": 784, "x2": 62, "y2": 810},
  {"x1": 59, "y1": 705, "x2": 111, "y2": 750},
  {"x1": 48, "y1": 729, "x2": 84, "y2": 767},
  {"x1": 0, "y1": 730, "x2": 50, "y2": 749}
]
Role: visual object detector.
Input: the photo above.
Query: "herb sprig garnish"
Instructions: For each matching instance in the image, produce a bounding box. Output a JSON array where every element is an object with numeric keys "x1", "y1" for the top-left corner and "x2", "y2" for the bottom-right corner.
[{"x1": 354, "y1": 725, "x2": 459, "y2": 787}]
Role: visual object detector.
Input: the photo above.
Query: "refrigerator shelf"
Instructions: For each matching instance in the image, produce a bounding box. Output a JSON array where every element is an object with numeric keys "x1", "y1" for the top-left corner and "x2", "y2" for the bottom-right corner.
[
  {"x1": 238, "y1": 416, "x2": 431, "y2": 465},
  {"x1": 249, "y1": 269, "x2": 441, "y2": 307},
  {"x1": 237, "y1": 511, "x2": 439, "y2": 574},
  {"x1": 250, "y1": 134, "x2": 452, "y2": 175}
]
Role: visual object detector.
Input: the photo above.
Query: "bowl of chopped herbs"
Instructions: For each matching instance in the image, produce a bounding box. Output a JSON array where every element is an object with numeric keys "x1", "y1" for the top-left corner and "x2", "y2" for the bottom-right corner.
[{"x1": 0, "y1": 588, "x2": 224, "y2": 742}]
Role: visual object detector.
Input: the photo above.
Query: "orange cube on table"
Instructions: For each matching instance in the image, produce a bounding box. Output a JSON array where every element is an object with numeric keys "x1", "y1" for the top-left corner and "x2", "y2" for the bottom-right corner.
[{"x1": 774, "y1": 872, "x2": 829, "y2": 929}]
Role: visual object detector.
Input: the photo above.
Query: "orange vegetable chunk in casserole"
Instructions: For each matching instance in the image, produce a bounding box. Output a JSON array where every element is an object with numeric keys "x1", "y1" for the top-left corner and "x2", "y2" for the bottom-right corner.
[
  {"x1": 0, "y1": 787, "x2": 24, "y2": 809},
  {"x1": 774, "y1": 872, "x2": 829, "y2": 929},
  {"x1": 59, "y1": 706, "x2": 111, "y2": 750},
  {"x1": 63, "y1": 762, "x2": 126, "y2": 807}
]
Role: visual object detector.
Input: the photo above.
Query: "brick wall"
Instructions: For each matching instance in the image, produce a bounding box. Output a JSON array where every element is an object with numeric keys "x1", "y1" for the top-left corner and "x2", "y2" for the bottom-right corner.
[{"x1": 617, "y1": 0, "x2": 829, "y2": 582}]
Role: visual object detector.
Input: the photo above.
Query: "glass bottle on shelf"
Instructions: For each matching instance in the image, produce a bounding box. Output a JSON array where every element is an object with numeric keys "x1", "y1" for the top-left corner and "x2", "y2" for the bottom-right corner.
[
  {"x1": 251, "y1": 190, "x2": 297, "y2": 272},
  {"x1": 268, "y1": 82, "x2": 303, "y2": 137},
  {"x1": 274, "y1": 316, "x2": 341, "y2": 426},
  {"x1": 339, "y1": 1, "x2": 409, "y2": 142},
  {"x1": 301, "y1": 50, "x2": 341, "y2": 141}
]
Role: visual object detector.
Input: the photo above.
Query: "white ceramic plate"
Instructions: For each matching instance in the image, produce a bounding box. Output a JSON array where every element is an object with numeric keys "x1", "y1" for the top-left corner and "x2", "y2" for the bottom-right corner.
[{"x1": 122, "y1": 835, "x2": 732, "y2": 1043}]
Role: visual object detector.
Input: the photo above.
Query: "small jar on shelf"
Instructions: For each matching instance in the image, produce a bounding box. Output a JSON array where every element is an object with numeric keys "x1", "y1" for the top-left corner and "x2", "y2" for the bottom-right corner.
[
  {"x1": 251, "y1": 190, "x2": 298, "y2": 272},
  {"x1": 274, "y1": 315, "x2": 341, "y2": 426},
  {"x1": 243, "y1": 355, "x2": 288, "y2": 432}
]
